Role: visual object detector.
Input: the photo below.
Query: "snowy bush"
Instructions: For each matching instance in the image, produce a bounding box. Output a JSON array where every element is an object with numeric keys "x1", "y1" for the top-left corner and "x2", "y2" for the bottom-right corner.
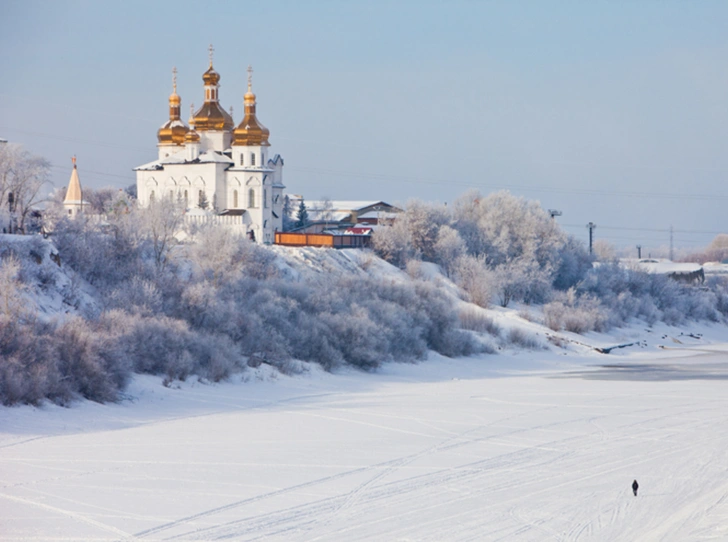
[
  {"x1": 458, "y1": 307, "x2": 501, "y2": 337},
  {"x1": 451, "y1": 254, "x2": 494, "y2": 307},
  {"x1": 504, "y1": 328, "x2": 545, "y2": 350}
]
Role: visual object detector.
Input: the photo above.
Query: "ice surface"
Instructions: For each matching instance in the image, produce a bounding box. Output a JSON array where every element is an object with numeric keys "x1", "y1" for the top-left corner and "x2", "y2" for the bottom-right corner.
[{"x1": 3, "y1": 343, "x2": 728, "y2": 541}]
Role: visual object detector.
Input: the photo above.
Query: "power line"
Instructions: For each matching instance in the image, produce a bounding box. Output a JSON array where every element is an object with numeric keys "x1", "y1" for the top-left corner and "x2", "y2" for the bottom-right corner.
[
  {"x1": 7, "y1": 123, "x2": 728, "y2": 202},
  {"x1": 561, "y1": 223, "x2": 725, "y2": 235},
  {"x1": 288, "y1": 165, "x2": 728, "y2": 202},
  {"x1": 48, "y1": 164, "x2": 136, "y2": 182},
  {"x1": 1, "y1": 126, "x2": 151, "y2": 152}
]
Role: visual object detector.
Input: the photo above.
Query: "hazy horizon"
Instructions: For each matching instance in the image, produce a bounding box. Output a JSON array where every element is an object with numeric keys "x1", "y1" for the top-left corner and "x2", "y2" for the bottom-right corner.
[{"x1": 2, "y1": 0, "x2": 727, "y2": 251}]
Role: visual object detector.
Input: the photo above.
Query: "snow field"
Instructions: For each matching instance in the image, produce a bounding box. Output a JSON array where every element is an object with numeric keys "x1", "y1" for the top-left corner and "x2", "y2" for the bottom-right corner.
[{"x1": 2, "y1": 348, "x2": 728, "y2": 541}]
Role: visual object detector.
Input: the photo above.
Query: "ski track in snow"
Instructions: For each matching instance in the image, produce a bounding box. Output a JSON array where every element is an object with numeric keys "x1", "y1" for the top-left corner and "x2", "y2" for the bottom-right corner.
[{"x1": 3, "y1": 352, "x2": 728, "y2": 541}]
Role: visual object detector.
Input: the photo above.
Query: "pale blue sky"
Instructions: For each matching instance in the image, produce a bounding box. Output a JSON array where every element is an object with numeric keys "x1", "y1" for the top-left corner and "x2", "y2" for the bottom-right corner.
[{"x1": 2, "y1": 0, "x2": 727, "y2": 251}]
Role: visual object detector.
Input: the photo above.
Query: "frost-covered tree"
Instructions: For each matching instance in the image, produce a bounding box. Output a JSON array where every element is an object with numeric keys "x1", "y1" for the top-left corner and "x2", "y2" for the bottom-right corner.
[
  {"x1": 593, "y1": 239, "x2": 616, "y2": 262},
  {"x1": 84, "y1": 187, "x2": 118, "y2": 215},
  {"x1": 0, "y1": 255, "x2": 27, "y2": 319},
  {"x1": 452, "y1": 190, "x2": 564, "y2": 269},
  {"x1": 138, "y1": 197, "x2": 185, "y2": 272},
  {"x1": 451, "y1": 254, "x2": 494, "y2": 307},
  {"x1": 372, "y1": 215, "x2": 415, "y2": 269},
  {"x1": 319, "y1": 196, "x2": 334, "y2": 223},
  {"x1": 432, "y1": 225, "x2": 467, "y2": 277},
  {"x1": 0, "y1": 143, "x2": 50, "y2": 233}
]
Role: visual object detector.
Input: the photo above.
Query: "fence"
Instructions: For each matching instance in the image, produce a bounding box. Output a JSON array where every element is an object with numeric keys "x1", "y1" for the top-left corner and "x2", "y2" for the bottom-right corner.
[{"x1": 275, "y1": 232, "x2": 371, "y2": 249}]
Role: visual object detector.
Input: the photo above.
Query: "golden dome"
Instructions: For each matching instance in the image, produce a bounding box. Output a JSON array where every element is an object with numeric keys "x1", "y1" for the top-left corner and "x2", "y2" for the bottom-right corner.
[
  {"x1": 191, "y1": 101, "x2": 234, "y2": 131},
  {"x1": 191, "y1": 48, "x2": 233, "y2": 132},
  {"x1": 232, "y1": 65, "x2": 270, "y2": 147},
  {"x1": 158, "y1": 67, "x2": 189, "y2": 145},
  {"x1": 203, "y1": 66, "x2": 220, "y2": 86},
  {"x1": 185, "y1": 129, "x2": 200, "y2": 143}
]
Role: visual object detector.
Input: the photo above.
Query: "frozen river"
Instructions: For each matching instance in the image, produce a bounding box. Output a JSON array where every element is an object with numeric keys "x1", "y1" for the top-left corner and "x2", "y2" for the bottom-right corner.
[{"x1": 2, "y1": 347, "x2": 728, "y2": 541}]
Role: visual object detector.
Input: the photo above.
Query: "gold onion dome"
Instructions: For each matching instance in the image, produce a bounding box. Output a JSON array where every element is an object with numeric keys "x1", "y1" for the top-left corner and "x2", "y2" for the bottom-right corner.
[
  {"x1": 185, "y1": 128, "x2": 200, "y2": 143},
  {"x1": 158, "y1": 67, "x2": 189, "y2": 145},
  {"x1": 233, "y1": 65, "x2": 270, "y2": 146},
  {"x1": 191, "y1": 45, "x2": 233, "y2": 132},
  {"x1": 203, "y1": 65, "x2": 221, "y2": 86}
]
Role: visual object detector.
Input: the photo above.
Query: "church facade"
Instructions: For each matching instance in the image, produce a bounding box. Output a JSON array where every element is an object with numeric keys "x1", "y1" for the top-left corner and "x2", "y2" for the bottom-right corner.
[{"x1": 135, "y1": 52, "x2": 284, "y2": 243}]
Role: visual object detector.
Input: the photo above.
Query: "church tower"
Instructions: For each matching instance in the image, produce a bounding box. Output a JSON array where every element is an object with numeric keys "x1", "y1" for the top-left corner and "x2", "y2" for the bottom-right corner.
[
  {"x1": 63, "y1": 156, "x2": 83, "y2": 217},
  {"x1": 157, "y1": 67, "x2": 189, "y2": 159},
  {"x1": 189, "y1": 45, "x2": 234, "y2": 153},
  {"x1": 229, "y1": 66, "x2": 284, "y2": 242}
]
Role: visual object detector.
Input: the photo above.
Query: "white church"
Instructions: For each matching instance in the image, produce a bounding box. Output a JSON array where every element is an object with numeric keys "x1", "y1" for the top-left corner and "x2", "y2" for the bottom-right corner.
[{"x1": 135, "y1": 49, "x2": 284, "y2": 243}]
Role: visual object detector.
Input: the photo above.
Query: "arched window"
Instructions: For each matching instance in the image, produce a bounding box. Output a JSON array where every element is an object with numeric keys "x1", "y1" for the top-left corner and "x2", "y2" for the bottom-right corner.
[
  {"x1": 251, "y1": 153, "x2": 256, "y2": 166},
  {"x1": 248, "y1": 188, "x2": 255, "y2": 208},
  {"x1": 233, "y1": 190, "x2": 239, "y2": 208},
  {"x1": 169, "y1": 190, "x2": 174, "y2": 200},
  {"x1": 264, "y1": 189, "x2": 268, "y2": 208},
  {"x1": 184, "y1": 190, "x2": 188, "y2": 205},
  {"x1": 240, "y1": 154, "x2": 244, "y2": 166},
  {"x1": 149, "y1": 190, "x2": 155, "y2": 203}
]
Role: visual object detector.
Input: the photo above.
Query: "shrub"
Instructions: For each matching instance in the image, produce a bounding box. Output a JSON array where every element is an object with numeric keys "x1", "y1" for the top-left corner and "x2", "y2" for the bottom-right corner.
[
  {"x1": 459, "y1": 307, "x2": 501, "y2": 337},
  {"x1": 505, "y1": 328, "x2": 545, "y2": 350}
]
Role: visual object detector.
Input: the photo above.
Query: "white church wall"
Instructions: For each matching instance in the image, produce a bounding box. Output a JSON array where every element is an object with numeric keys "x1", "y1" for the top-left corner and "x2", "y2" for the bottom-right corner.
[{"x1": 199, "y1": 131, "x2": 231, "y2": 153}]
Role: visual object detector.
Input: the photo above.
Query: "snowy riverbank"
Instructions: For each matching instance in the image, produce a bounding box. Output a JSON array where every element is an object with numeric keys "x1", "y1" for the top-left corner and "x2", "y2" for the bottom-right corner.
[{"x1": 2, "y1": 332, "x2": 728, "y2": 541}]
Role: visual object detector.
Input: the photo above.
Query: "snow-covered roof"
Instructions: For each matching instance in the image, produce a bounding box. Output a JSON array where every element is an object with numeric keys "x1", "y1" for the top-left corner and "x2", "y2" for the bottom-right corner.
[
  {"x1": 292, "y1": 200, "x2": 401, "y2": 223},
  {"x1": 623, "y1": 258, "x2": 703, "y2": 275},
  {"x1": 702, "y1": 262, "x2": 728, "y2": 275},
  {"x1": 305, "y1": 200, "x2": 382, "y2": 212},
  {"x1": 198, "y1": 151, "x2": 234, "y2": 164},
  {"x1": 134, "y1": 150, "x2": 234, "y2": 171},
  {"x1": 357, "y1": 210, "x2": 398, "y2": 220}
]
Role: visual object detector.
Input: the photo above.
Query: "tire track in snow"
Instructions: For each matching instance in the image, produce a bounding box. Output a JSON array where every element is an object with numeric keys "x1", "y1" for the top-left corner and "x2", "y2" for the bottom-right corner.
[
  {"x1": 0, "y1": 491, "x2": 135, "y2": 539},
  {"x1": 137, "y1": 390, "x2": 726, "y2": 541}
]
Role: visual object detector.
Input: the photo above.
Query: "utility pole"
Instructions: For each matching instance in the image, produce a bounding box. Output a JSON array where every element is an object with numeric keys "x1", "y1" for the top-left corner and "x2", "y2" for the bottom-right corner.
[
  {"x1": 549, "y1": 209, "x2": 562, "y2": 220},
  {"x1": 586, "y1": 222, "x2": 597, "y2": 256},
  {"x1": 636, "y1": 245, "x2": 642, "y2": 259},
  {"x1": 669, "y1": 225, "x2": 674, "y2": 261}
]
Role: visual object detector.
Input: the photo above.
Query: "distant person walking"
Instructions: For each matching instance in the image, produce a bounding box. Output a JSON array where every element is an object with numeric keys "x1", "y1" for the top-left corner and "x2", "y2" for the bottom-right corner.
[{"x1": 632, "y1": 479, "x2": 639, "y2": 496}]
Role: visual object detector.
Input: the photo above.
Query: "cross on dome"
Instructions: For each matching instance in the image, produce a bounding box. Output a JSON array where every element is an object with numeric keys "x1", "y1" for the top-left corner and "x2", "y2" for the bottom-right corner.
[
  {"x1": 172, "y1": 66, "x2": 178, "y2": 92},
  {"x1": 247, "y1": 65, "x2": 253, "y2": 91},
  {"x1": 72, "y1": 155, "x2": 76, "y2": 167},
  {"x1": 208, "y1": 44, "x2": 214, "y2": 67}
]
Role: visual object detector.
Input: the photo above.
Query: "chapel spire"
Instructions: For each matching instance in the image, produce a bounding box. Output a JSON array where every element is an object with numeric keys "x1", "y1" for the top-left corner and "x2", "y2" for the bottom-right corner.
[
  {"x1": 232, "y1": 65, "x2": 270, "y2": 146},
  {"x1": 63, "y1": 156, "x2": 83, "y2": 217},
  {"x1": 157, "y1": 67, "x2": 189, "y2": 145}
]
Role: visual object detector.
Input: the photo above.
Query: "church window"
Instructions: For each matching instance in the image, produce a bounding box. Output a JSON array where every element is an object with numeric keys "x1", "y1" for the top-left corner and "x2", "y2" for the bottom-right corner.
[
  {"x1": 240, "y1": 154, "x2": 244, "y2": 166},
  {"x1": 233, "y1": 190, "x2": 239, "y2": 208},
  {"x1": 184, "y1": 190, "x2": 188, "y2": 204},
  {"x1": 68, "y1": 209, "x2": 72, "y2": 216},
  {"x1": 248, "y1": 188, "x2": 256, "y2": 208},
  {"x1": 169, "y1": 190, "x2": 174, "y2": 200},
  {"x1": 264, "y1": 189, "x2": 268, "y2": 208},
  {"x1": 251, "y1": 153, "x2": 256, "y2": 166},
  {"x1": 149, "y1": 190, "x2": 155, "y2": 202}
]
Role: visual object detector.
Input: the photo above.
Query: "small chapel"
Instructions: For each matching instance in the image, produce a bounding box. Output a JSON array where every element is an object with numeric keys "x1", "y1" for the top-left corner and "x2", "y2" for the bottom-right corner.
[{"x1": 134, "y1": 47, "x2": 285, "y2": 244}]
